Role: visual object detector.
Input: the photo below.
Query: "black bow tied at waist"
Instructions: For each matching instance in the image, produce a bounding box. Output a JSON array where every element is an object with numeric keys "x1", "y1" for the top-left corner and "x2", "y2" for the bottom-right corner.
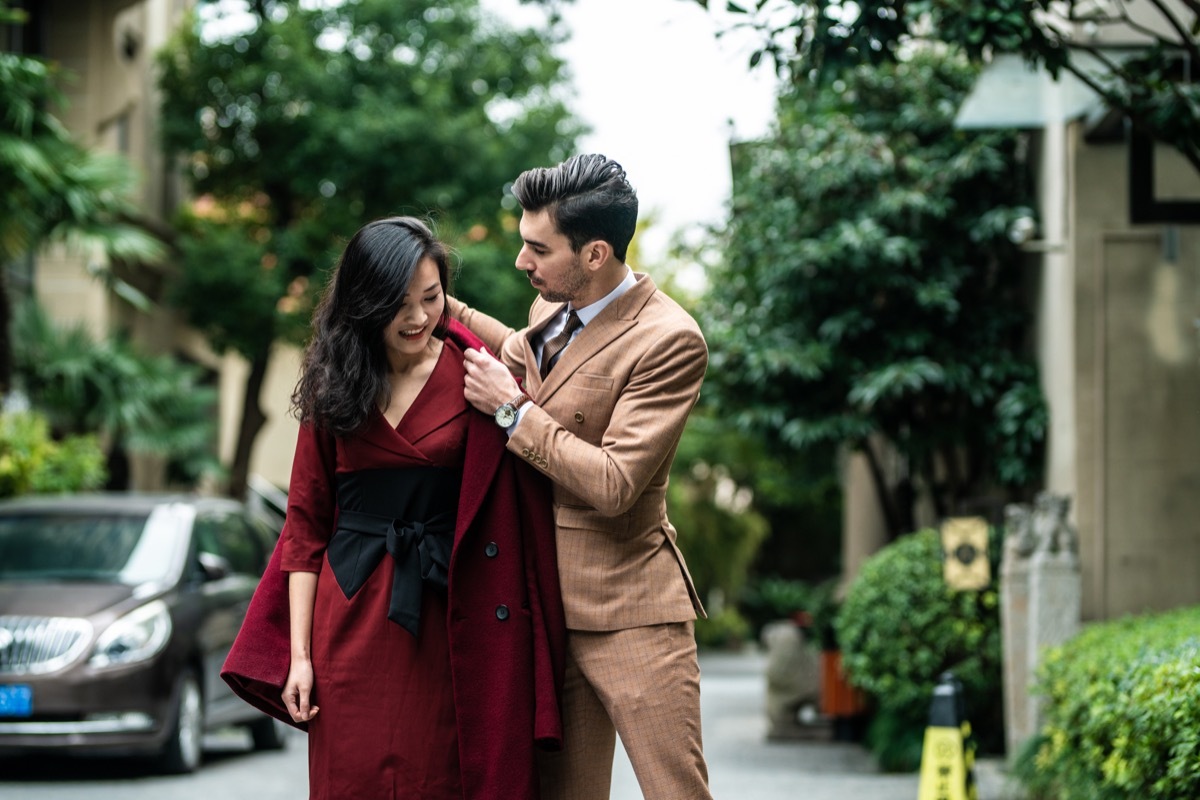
[{"x1": 327, "y1": 467, "x2": 461, "y2": 637}]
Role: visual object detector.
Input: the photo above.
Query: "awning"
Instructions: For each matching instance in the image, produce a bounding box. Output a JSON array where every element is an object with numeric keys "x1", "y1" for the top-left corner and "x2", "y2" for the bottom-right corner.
[{"x1": 954, "y1": 53, "x2": 1110, "y2": 130}]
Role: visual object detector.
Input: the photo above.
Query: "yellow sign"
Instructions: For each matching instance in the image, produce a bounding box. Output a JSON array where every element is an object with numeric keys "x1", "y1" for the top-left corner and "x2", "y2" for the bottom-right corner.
[
  {"x1": 941, "y1": 516, "x2": 990, "y2": 591},
  {"x1": 916, "y1": 725, "x2": 976, "y2": 800}
]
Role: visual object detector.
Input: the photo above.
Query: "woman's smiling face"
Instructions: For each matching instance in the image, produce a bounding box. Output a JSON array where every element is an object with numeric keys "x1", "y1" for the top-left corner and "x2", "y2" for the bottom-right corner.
[{"x1": 382, "y1": 257, "x2": 444, "y2": 363}]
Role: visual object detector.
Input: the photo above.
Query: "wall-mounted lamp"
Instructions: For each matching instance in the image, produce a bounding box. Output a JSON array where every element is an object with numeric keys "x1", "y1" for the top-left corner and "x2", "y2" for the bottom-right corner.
[{"x1": 1008, "y1": 213, "x2": 1067, "y2": 253}]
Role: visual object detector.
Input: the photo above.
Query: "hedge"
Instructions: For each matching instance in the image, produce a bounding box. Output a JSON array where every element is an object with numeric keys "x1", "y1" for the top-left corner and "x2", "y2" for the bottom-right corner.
[{"x1": 1017, "y1": 604, "x2": 1200, "y2": 800}]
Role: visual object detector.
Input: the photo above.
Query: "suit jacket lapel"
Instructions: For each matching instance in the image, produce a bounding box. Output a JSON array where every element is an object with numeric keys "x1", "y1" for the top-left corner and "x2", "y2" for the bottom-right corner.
[
  {"x1": 522, "y1": 301, "x2": 563, "y2": 396},
  {"x1": 536, "y1": 274, "x2": 656, "y2": 401}
]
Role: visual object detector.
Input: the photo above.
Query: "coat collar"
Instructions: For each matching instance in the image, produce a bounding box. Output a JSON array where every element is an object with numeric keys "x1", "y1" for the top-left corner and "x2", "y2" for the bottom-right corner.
[
  {"x1": 445, "y1": 320, "x2": 505, "y2": 542},
  {"x1": 355, "y1": 340, "x2": 468, "y2": 465}
]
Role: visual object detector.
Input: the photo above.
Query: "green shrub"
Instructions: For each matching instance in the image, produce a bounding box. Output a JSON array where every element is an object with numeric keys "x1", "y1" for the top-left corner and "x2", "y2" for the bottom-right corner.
[
  {"x1": 694, "y1": 606, "x2": 752, "y2": 650},
  {"x1": 740, "y1": 576, "x2": 843, "y2": 647},
  {"x1": 739, "y1": 576, "x2": 811, "y2": 636},
  {"x1": 12, "y1": 300, "x2": 221, "y2": 487},
  {"x1": 30, "y1": 432, "x2": 108, "y2": 494},
  {"x1": 668, "y1": 465, "x2": 770, "y2": 614},
  {"x1": 0, "y1": 411, "x2": 107, "y2": 497},
  {"x1": 1016, "y1": 605, "x2": 1200, "y2": 800},
  {"x1": 834, "y1": 528, "x2": 1003, "y2": 771}
]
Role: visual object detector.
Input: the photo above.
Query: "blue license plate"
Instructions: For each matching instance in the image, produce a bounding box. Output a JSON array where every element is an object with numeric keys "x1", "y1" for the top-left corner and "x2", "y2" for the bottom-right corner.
[{"x1": 0, "y1": 684, "x2": 33, "y2": 718}]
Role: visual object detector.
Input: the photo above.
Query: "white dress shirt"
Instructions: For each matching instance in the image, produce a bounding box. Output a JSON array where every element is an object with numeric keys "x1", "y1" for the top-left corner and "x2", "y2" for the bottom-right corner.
[{"x1": 510, "y1": 267, "x2": 636, "y2": 432}]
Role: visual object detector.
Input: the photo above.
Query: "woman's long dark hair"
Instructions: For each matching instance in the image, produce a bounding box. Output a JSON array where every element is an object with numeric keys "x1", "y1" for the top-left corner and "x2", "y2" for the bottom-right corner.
[{"x1": 291, "y1": 216, "x2": 452, "y2": 437}]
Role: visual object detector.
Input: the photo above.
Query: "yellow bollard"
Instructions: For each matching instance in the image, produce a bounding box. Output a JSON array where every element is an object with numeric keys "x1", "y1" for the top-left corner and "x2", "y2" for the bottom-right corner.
[{"x1": 916, "y1": 672, "x2": 977, "y2": 800}]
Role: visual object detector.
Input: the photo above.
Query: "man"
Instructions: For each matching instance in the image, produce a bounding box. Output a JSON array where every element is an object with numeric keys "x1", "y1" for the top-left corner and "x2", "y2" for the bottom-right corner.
[{"x1": 453, "y1": 153, "x2": 713, "y2": 800}]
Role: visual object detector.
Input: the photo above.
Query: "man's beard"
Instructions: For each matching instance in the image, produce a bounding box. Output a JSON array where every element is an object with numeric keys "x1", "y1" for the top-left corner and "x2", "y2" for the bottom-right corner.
[{"x1": 538, "y1": 254, "x2": 589, "y2": 303}]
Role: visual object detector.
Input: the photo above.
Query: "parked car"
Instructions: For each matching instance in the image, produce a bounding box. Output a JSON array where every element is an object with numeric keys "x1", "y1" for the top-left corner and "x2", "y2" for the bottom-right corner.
[{"x1": 0, "y1": 493, "x2": 287, "y2": 773}]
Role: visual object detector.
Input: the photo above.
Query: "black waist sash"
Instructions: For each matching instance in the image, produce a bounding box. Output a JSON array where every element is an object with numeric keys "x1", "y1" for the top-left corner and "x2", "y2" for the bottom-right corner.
[{"x1": 328, "y1": 467, "x2": 460, "y2": 637}]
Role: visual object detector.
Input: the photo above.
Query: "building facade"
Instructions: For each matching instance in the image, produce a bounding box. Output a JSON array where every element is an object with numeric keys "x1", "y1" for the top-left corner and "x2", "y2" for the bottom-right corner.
[
  {"x1": 5, "y1": 0, "x2": 300, "y2": 492},
  {"x1": 956, "y1": 46, "x2": 1200, "y2": 620}
]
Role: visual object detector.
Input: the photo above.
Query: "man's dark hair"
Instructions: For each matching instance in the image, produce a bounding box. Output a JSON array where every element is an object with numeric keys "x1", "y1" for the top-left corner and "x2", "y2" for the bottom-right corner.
[{"x1": 512, "y1": 154, "x2": 638, "y2": 262}]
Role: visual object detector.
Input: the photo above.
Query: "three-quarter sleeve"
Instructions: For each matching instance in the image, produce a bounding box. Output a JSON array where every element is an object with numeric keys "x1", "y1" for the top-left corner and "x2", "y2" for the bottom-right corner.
[{"x1": 278, "y1": 423, "x2": 338, "y2": 572}]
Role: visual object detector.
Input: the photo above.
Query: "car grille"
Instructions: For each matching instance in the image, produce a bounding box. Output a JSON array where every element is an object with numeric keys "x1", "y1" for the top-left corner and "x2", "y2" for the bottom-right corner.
[{"x1": 0, "y1": 616, "x2": 93, "y2": 676}]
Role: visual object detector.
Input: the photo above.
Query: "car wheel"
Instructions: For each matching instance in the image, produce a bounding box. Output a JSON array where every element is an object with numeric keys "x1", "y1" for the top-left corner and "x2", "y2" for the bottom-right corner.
[
  {"x1": 248, "y1": 715, "x2": 289, "y2": 751},
  {"x1": 158, "y1": 671, "x2": 204, "y2": 774}
]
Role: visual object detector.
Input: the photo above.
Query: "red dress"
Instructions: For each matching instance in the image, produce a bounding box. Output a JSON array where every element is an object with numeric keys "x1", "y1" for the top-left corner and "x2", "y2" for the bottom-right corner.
[
  {"x1": 285, "y1": 341, "x2": 470, "y2": 799},
  {"x1": 223, "y1": 322, "x2": 565, "y2": 800}
]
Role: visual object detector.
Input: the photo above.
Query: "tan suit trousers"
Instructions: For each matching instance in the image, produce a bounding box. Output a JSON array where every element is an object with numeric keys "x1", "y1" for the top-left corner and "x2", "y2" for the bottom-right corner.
[{"x1": 537, "y1": 623, "x2": 712, "y2": 800}]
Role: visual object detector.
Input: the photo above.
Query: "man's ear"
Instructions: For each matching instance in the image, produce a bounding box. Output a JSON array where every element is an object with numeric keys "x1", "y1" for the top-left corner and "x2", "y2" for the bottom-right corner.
[{"x1": 581, "y1": 239, "x2": 612, "y2": 271}]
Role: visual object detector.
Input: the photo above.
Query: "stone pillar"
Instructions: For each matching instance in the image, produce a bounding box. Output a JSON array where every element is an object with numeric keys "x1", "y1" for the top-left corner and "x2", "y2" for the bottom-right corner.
[
  {"x1": 1000, "y1": 493, "x2": 1081, "y2": 759},
  {"x1": 999, "y1": 503, "x2": 1033, "y2": 759}
]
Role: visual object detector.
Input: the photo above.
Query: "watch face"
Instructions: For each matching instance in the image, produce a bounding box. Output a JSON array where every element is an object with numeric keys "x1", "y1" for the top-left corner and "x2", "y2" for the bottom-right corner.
[{"x1": 494, "y1": 404, "x2": 516, "y2": 427}]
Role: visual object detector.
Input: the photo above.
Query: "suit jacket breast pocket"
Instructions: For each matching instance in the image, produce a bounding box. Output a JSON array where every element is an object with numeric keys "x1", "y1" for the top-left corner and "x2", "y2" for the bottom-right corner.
[
  {"x1": 562, "y1": 373, "x2": 615, "y2": 442},
  {"x1": 572, "y1": 372, "x2": 614, "y2": 392}
]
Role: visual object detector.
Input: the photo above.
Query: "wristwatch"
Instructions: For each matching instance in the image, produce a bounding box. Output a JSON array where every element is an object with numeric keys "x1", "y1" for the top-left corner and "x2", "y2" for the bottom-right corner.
[{"x1": 493, "y1": 393, "x2": 531, "y2": 428}]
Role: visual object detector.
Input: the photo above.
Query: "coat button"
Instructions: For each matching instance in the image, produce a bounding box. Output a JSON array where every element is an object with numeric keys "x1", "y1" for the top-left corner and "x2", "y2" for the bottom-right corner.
[
  {"x1": 495, "y1": 604, "x2": 510, "y2": 621},
  {"x1": 574, "y1": 411, "x2": 585, "y2": 423},
  {"x1": 485, "y1": 542, "x2": 499, "y2": 558},
  {"x1": 521, "y1": 448, "x2": 531, "y2": 458}
]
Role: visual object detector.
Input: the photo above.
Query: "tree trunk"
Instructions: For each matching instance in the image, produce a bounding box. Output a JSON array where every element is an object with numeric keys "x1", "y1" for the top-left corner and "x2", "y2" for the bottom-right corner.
[
  {"x1": 858, "y1": 436, "x2": 903, "y2": 541},
  {"x1": 104, "y1": 444, "x2": 131, "y2": 491},
  {"x1": 228, "y1": 345, "x2": 271, "y2": 501}
]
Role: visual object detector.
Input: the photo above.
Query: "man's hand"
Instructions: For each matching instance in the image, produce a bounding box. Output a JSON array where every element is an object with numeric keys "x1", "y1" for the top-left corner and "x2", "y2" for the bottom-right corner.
[{"x1": 464, "y1": 348, "x2": 522, "y2": 415}]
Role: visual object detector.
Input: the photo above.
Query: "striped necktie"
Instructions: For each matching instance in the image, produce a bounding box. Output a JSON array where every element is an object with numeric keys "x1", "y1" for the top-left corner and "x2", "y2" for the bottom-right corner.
[{"x1": 539, "y1": 310, "x2": 582, "y2": 379}]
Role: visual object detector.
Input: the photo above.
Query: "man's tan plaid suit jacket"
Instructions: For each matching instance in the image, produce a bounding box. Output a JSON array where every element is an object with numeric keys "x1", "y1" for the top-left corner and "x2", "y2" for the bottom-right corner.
[{"x1": 454, "y1": 273, "x2": 707, "y2": 632}]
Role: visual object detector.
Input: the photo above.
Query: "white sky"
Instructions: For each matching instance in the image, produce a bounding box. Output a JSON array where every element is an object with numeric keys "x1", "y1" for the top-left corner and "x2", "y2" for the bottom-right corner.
[
  {"x1": 205, "y1": 0, "x2": 780, "y2": 266},
  {"x1": 479, "y1": 0, "x2": 780, "y2": 265}
]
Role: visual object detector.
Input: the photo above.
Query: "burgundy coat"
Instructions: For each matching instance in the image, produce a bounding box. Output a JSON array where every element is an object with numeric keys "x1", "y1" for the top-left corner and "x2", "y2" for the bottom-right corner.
[{"x1": 221, "y1": 320, "x2": 565, "y2": 799}]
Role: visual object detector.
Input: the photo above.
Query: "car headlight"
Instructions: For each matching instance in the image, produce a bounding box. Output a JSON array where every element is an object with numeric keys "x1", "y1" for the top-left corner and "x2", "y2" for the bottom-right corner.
[{"x1": 89, "y1": 600, "x2": 172, "y2": 669}]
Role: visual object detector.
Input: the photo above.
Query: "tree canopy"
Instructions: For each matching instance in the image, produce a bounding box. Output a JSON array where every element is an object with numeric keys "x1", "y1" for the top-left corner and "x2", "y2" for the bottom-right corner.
[
  {"x1": 157, "y1": 0, "x2": 583, "y2": 496},
  {"x1": 700, "y1": 50, "x2": 1046, "y2": 536},
  {"x1": 691, "y1": 0, "x2": 1200, "y2": 175}
]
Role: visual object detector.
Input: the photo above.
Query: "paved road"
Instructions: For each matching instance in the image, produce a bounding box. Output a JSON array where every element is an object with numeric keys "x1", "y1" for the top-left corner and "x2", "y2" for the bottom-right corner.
[
  {"x1": 0, "y1": 649, "x2": 1024, "y2": 799},
  {"x1": 614, "y1": 651, "x2": 1021, "y2": 800}
]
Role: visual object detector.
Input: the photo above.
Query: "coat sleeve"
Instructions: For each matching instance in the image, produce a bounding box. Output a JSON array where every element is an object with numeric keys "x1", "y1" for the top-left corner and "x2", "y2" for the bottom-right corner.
[
  {"x1": 510, "y1": 324, "x2": 708, "y2": 516},
  {"x1": 221, "y1": 423, "x2": 337, "y2": 730},
  {"x1": 514, "y1": 457, "x2": 566, "y2": 749},
  {"x1": 220, "y1": 538, "x2": 308, "y2": 730},
  {"x1": 279, "y1": 423, "x2": 338, "y2": 572}
]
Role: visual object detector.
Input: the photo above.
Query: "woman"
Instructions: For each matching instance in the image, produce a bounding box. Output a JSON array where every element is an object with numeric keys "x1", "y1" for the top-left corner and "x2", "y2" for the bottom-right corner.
[{"x1": 222, "y1": 217, "x2": 564, "y2": 799}]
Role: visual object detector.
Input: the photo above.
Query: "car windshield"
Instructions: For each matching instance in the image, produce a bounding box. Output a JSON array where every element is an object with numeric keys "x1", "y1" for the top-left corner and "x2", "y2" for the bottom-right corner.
[{"x1": 0, "y1": 510, "x2": 186, "y2": 584}]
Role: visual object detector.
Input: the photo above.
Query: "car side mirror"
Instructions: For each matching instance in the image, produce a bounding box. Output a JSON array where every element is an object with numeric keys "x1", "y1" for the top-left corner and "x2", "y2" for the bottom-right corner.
[{"x1": 197, "y1": 552, "x2": 232, "y2": 581}]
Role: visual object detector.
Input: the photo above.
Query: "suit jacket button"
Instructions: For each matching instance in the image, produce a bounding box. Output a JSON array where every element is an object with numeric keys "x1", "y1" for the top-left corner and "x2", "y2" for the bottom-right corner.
[
  {"x1": 574, "y1": 411, "x2": 585, "y2": 423},
  {"x1": 521, "y1": 448, "x2": 531, "y2": 458},
  {"x1": 495, "y1": 604, "x2": 510, "y2": 620},
  {"x1": 485, "y1": 542, "x2": 499, "y2": 558}
]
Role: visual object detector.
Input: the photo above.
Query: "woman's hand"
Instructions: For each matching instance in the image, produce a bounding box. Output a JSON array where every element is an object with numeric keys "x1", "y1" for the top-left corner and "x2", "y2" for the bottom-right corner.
[
  {"x1": 285, "y1": 570, "x2": 320, "y2": 723},
  {"x1": 282, "y1": 656, "x2": 319, "y2": 723}
]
